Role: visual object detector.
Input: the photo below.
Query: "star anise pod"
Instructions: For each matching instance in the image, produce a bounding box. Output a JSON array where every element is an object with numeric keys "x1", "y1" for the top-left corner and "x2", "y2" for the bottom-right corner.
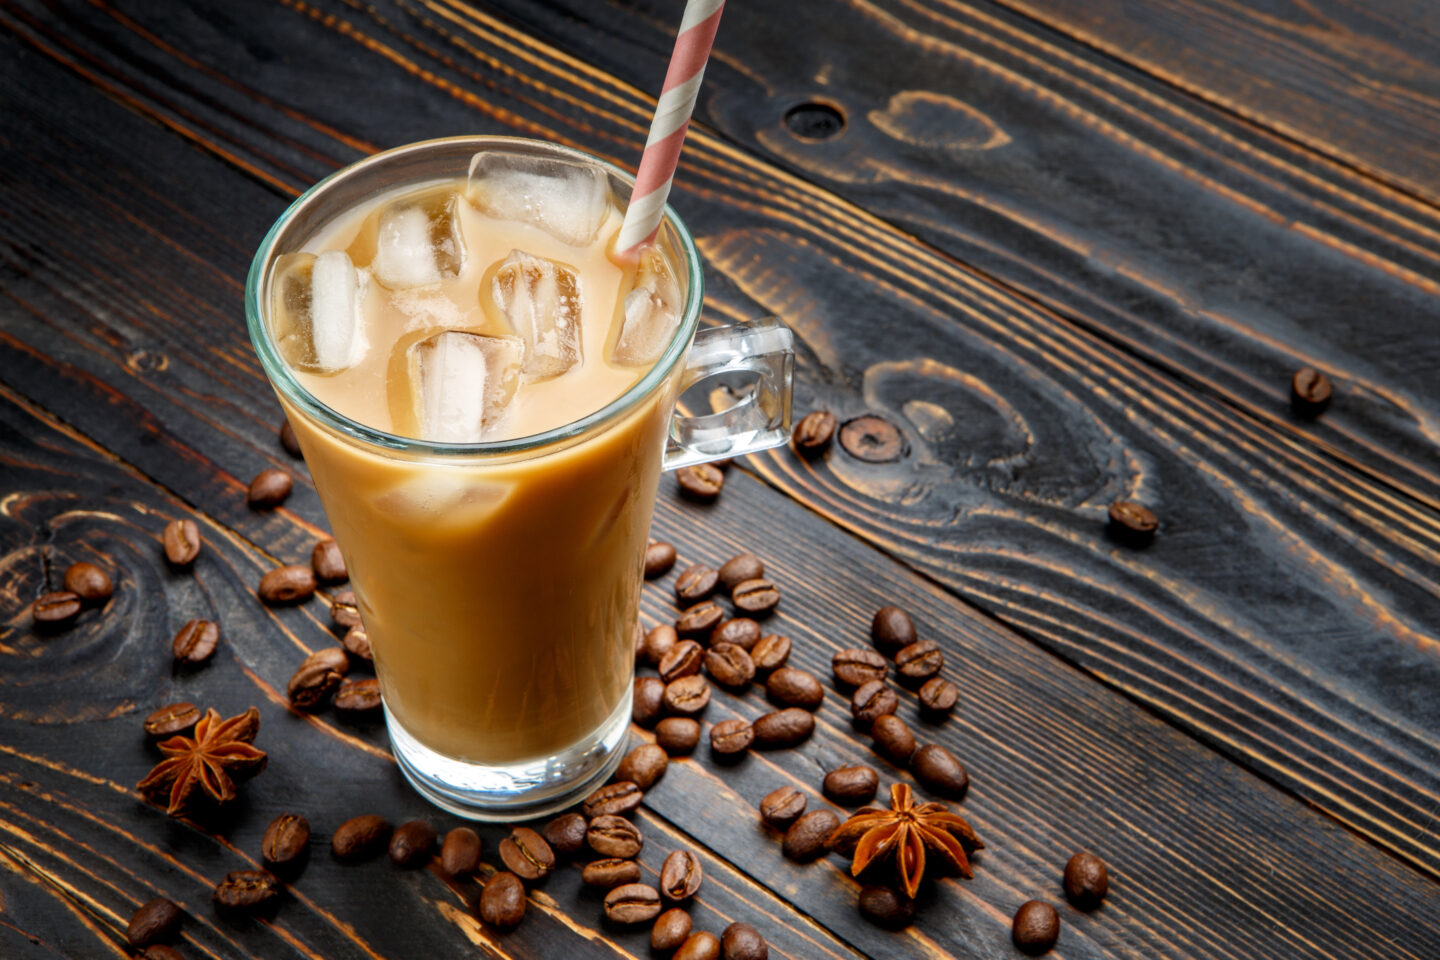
[
  {"x1": 828, "y1": 782, "x2": 983, "y2": 898},
  {"x1": 137, "y1": 707, "x2": 266, "y2": 817}
]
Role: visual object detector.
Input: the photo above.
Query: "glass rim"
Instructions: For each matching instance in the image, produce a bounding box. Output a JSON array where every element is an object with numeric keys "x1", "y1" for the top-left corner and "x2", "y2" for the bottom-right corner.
[{"x1": 245, "y1": 135, "x2": 704, "y2": 457}]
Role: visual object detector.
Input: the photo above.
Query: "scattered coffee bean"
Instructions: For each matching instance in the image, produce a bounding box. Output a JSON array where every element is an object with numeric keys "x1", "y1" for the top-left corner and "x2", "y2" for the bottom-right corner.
[
  {"x1": 645, "y1": 624, "x2": 679, "y2": 665},
  {"x1": 675, "y1": 563, "x2": 720, "y2": 602},
  {"x1": 261, "y1": 813, "x2": 310, "y2": 870},
  {"x1": 759, "y1": 786, "x2": 807, "y2": 829},
  {"x1": 911, "y1": 743, "x2": 969, "y2": 799},
  {"x1": 288, "y1": 647, "x2": 348, "y2": 710},
  {"x1": 659, "y1": 640, "x2": 704, "y2": 682},
  {"x1": 258, "y1": 564, "x2": 315, "y2": 605},
  {"x1": 279, "y1": 419, "x2": 302, "y2": 458},
  {"x1": 705, "y1": 642, "x2": 756, "y2": 689},
  {"x1": 1107, "y1": 500, "x2": 1158, "y2": 546},
  {"x1": 676, "y1": 931, "x2": 722, "y2": 960},
  {"x1": 792, "y1": 409, "x2": 838, "y2": 458},
  {"x1": 858, "y1": 885, "x2": 915, "y2": 929},
  {"x1": 783, "y1": 808, "x2": 839, "y2": 862},
  {"x1": 615, "y1": 743, "x2": 668, "y2": 790},
  {"x1": 440, "y1": 827, "x2": 482, "y2": 877},
  {"x1": 664, "y1": 675, "x2": 712, "y2": 717},
  {"x1": 752, "y1": 708, "x2": 815, "y2": 749},
  {"x1": 710, "y1": 617, "x2": 762, "y2": 650},
  {"x1": 660, "y1": 849, "x2": 703, "y2": 901},
  {"x1": 334, "y1": 677, "x2": 382, "y2": 715},
  {"x1": 126, "y1": 897, "x2": 182, "y2": 947},
  {"x1": 1064, "y1": 851, "x2": 1110, "y2": 909},
  {"x1": 634, "y1": 676, "x2": 666, "y2": 726},
  {"x1": 675, "y1": 600, "x2": 724, "y2": 639},
  {"x1": 311, "y1": 539, "x2": 347, "y2": 582},
  {"x1": 655, "y1": 717, "x2": 701, "y2": 755},
  {"x1": 832, "y1": 648, "x2": 887, "y2": 688},
  {"x1": 918, "y1": 677, "x2": 959, "y2": 719},
  {"x1": 765, "y1": 667, "x2": 823, "y2": 710},
  {"x1": 341, "y1": 624, "x2": 372, "y2": 662},
  {"x1": 587, "y1": 814, "x2": 644, "y2": 858},
  {"x1": 498, "y1": 826, "x2": 555, "y2": 881},
  {"x1": 171, "y1": 619, "x2": 219, "y2": 665},
  {"x1": 823, "y1": 765, "x2": 879, "y2": 806},
  {"x1": 331, "y1": 814, "x2": 391, "y2": 861},
  {"x1": 870, "y1": 605, "x2": 916, "y2": 657},
  {"x1": 645, "y1": 540, "x2": 678, "y2": 578},
  {"x1": 717, "y1": 553, "x2": 764, "y2": 590},
  {"x1": 894, "y1": 639, "x2": 943, "y2": 685},
  {"x1": 731, "y1": 578, "x2": 779, "y2": 616},
  {"x1": 144, "y1": 702, "x2": 200, "y2": 737},
  {"x1": 709, "y1": 718, "x2": 754, "y2": 758},
  {"x1": 721, "y1": 921, "x2": 768, "y2": 960},
  {"x1": 839, "y1": 415, "x2": 905, "y2": 463},
  {"x1": 140, "y1": 946, "x2": 184, "y2": 960},
  {"x1": 162, "y1": 519, "x2": 201, "y2": 566},
  {"x1": 652, "y1": 907, "x2": 693, "y2": 951},
  {"x1": 850, "y1": 681, "x2": 899, "y2": 729},
  {"x1": 330, "y1": 589, "x2": 361, "y2": 628},
  {"x1": 870, "y1": 714, "x2": 917, "y2": 764},
  {"x1": 480, "y1": 871, "x2": 525, "y2": 929},
  {"x1": 247, "y1": 468, "x2": 293, "y2": 508},
  {"x1": 584, "y1": 782, "x2": 644, "y2": 819},
  {"x1": 389, "y1": 819, "x2": 436, "y2": 867},
  {"x1": 1012, "y1": 900, "x2": 1060, "y2": 954},
  {"x1": 541, "y1": 813, "x2": 587, "y2": 858},
  {"x1": 604, "y1": 882, "x2": 662, "y2": 924},
  {"x1": 750, "y1": 634, "x2": 791, "y2": 673},
  {"x1": 212, "y1": 869, "x2": 281, "y2": 914},
  {"x1": 63, "y1": 562, "x2": 112, "y2": 604},
  {"x1": 1291, "y1": 365, "x2": 1332, "y2": 417},
  {"x1": 677, "y1": 464, "x2": 724, "y2": 503},
  {"x1": 32, "y1": 591, "x2": 81, "y2": 627},
  {"x1": 582, "y1": 857, "x2": 642, "y2": 888}
]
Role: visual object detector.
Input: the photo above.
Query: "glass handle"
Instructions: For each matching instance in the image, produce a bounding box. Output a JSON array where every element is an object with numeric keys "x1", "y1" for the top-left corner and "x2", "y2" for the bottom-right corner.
[{"x1": 664, "y1": 316, "x2": 795, "y2": 470}]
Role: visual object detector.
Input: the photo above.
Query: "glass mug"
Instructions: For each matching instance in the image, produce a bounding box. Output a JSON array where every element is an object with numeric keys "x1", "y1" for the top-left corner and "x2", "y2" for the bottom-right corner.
[{"x1": 246, "y1": 136, "x2": 793, "y2": 819}]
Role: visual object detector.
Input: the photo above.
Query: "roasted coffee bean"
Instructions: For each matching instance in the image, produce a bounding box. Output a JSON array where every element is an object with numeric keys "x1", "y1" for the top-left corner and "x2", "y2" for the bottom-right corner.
[
  {"x1": 658, "y1": 639, "x2": 704, "y2": 682},
  {"x1": 765, "y1": 667, "x2": 823, "y2": 710},
  {"x1": 675, "y1": 600, "x2": 724, "y2": 639},
  {"x1": 1107, "y1": 500, "x2": 1158, "y2": 546},
  {"x1": 480, "y1": 871, "x2": 525, "y2": 929},
  {"x1": 331, "y1": 814, "x2": 390, "y2": 861},
  {"x1": 705, "y1": 642, "x2": 756, "y2": 689},
  {"x1": 839, "y1": 415, "x2": 905, "y2": 463},
  {"x1": 720, "y1": 921, "x2": 769, "y2": 960},
  {"x1": 645, "y1": 540, "x2": 678, "y2": 578},
  {"x1": 783, "y1": 809, "x2": 839, "y2": 862},
  {"x1": 127, "y1": 897, "x2": 182, "y2": 947},
  {"x1": 583, "y1": 781, "x2": 644, "y2": 819},
  {"x1": 676, "y1": 931, "x2": 722, "y2": 960},
  {"x1": 162, "y1": 518, "x2": 201, "y2": 566},
  {"x1": 172, "y1": 619, "x2": 219, "y2": 665},
  {"x1": 709, "y1": 718, "x2": 753, "y2": 758},
  {"x1": 341, "y1": 624, "x2": 372, "y2": 662},
  {"x1": 717, "y1": 553, "x2": 764, "y2": 590},
  {"x1": 871, "y1": 714, "x2": 917, "y2": 764},
  {"x1": 615, "y1": 743, "x2": 668, "y2": 790},
  {"x1": 652, "y1": 907, "x2": 693, "y2": 951},
  {"x1": 144, "y1": 702, "x2": 200, "y2": 737},
  {"x1": 858, "y1": 885, "x2": 915, "y2": 929},
  {"x1": 663, "y1": 674, "x2": 712, "y2": 717},
  {"x1": 894, "y1": 640, "x2": 943, "y2": 685},
  {"x1": 674, "y1": 563, "x2": 719, "y2": 602},
  {"x1": 660, "y1": 849, "x2": 704, "y2": 901},
  {"x1": 587, "y1": 815, "x2": 644, "y2": 858},
  {"x1": 1291, "y1": 365, "x2": 1333, "y2": 417},
  {"x1": 750, "y1": 634, "x2": 791, "y2": 673},
  {"x1": 731, "y1": 578, "x2": 779, "y2": 616},
  {"x1": 1012, "y1": 900, "x2": 1060, "y2": 954},
  {"x1": 311, "y1": 539, "x2": 347, "y2": 582},
  {"x1": 330, "y1": 589, "x2": 361, "y2": 628},
  {"x1": 710, "y1": 617, "x2": 762, "y2": 651},
  {"x1": 655, "y1": 716, "x2": 701, "y2": 755},
  {"x1": 634, "y1": 676, "x2": 666, "y2": 726},
  {"x1": 752, "y1": 708, "x2": 814, "y2": 749},
  {"x1": 541, "y1": 813, "x2": 587, "y2": 858},
  {"x1": 212, "y1": 869, "x2": 281, "y2": 914},
  {"x1": 832, "y1": 648, "x2": 887, "y2": 688},
  {"x1": 288, "y1": 648, "x2": 348, "y2": 710},
  {"x1": 387, "y1": 819, "x2": 435, "y2": 867},
  {"x1": 64, "y1": 562, "x2": 112, "y2": 604},
  {"x1": 334, "y1": 677, "x2": 382, "y2": 715},
  {"x1": 918, "y1": 677, "x2": 959, "y2": 719},
  {"x1": 604, "y1": 882, "x2": 662, "y2": 924},
  {"x1": 261, "y1": 813, "x2": 310, "y2": 869},
  {"x1": 850, "y1": 681, "x2": 899, "y2": 729},
  {"x1": 759, "y1": 786, "x2": 807, "y2": 829},
  {"x1": 279, "y1": 419, "x2": 303, "y2": 458},
  {"x1": 870, "y1": 605, "x2": 916, "y2": 657},
  {"x1": 498, "y1": 826, "x2": 554, "y2": 880},
  {"x1": 645, "y1": 624, "x2": 679, "y2": 666},
  {"x1": 792, "y1": 409, "x2": 837, "y2": 458},
  {"x1": 1064, "y1": 851, "x2": 1110, "y2": 909},
  {"x1": 140, "y1": 946, "x2": 184, "y2": 960},
  {"x1": 247, "y1": 468, "x2": 293, "y2": 508},
  {"x1": 823, "y1": 765, "x2": 879, "y2": 805},
  {"x1": 676, "y1": 463, "x2": 724, "y2": 502},
  {"x1": 32, "y1": 591, "x2": 81, "y2": 626},
  {"x1": 258, "y1": 564, "x2": 316, "y2": 605},
  {"x1": 440, "y1": 827, "x2": 482, "y2": 876},
  {"x1": 911, "y1": 743, "x2": 970, "y2": 799},
  {"x1": 582, "y1": 857, "x2": 642, "y2": 888}
]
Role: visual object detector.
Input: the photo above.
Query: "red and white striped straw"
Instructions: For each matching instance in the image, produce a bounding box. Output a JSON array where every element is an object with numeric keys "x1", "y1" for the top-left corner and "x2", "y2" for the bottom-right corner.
[{"x1": 614, "y1": 0, "x2": 725, "y2": 259}]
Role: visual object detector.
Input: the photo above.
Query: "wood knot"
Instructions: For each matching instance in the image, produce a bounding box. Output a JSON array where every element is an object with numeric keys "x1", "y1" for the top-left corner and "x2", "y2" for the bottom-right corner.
[
  {"x1": 839, "y1": 415, "x2": 907, "y2": 463},
  {"x1": 784, "y1": 101, "x2": 846, "y2": 141},
  {"x1": 126, "y1": 350, "x2": 169, "y2": 373}
]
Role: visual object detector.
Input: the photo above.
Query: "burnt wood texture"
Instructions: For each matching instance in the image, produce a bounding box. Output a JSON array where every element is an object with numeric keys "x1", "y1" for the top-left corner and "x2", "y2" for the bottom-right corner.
[{"x1": 0, "y1": 1, "x2": 1437, "y2": 959}]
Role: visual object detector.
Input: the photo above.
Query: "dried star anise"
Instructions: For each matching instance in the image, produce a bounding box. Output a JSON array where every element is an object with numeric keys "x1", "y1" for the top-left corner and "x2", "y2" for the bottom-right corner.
[
  {"x1": 137, "y1": 707, "x2": 266, "y2": 817},
  {"x1": 828, "y1": 782, "x2": 983, "y2": 898}
]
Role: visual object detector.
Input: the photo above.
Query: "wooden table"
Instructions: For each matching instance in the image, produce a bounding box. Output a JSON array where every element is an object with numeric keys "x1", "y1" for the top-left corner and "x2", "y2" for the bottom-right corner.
[{"x1": 2, "y1": 1, "x2": 1437, "y2": 957}]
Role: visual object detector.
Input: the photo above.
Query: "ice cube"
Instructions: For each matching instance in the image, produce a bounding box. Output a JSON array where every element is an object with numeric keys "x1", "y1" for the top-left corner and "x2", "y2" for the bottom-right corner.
[
  {"x1": 270, "y1": 250, "x2": 366, "y2": 372},
  {"x1": 372, "y1": 190, "x2": 466, "y2": 289},
  {"x1": 468, "y1": 151, "x2": 610, "y2": 247},
  {"x1": 490, "y1": 250, "x2": 583, "y2": 380},
  {"x1": 408, "y1": 331, "x2": 525, "y2": 442},
  {"x1": 611, "y1": 244, "x2": 681, "y2": 367},
  {"x1": 374, "y1": 470, "x2": 510, "y2": 522}
]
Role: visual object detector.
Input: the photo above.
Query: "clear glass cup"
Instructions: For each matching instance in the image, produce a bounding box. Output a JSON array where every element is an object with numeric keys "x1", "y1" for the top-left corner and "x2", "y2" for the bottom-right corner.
[{"x1": 246, "y1": 136, "x2": 793, "y2": 820}]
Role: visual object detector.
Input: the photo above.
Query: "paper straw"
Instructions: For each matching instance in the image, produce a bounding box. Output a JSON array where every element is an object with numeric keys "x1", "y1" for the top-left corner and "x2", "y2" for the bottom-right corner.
[{"x1": 614, "y1": 0, "x2": 725, "y2": 259}]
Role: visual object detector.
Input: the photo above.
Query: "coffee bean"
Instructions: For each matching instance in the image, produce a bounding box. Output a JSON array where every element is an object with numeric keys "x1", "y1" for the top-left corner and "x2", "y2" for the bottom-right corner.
[
  {"x1": 645, "y1": 624, "x2": 679, "y2": 666},
  {"x1": 541, "y1": 813, "x2": 587, "y2": 858},
  {"x1": 675, "y1": 600, "x2": 724, "y2": 639},
  {"x1": 871, "y1": 714, "x2": 916, "y2": 764},
  {"x1": 752, "y1": 708, "x2": 814, "y2": 749},
  {"x1": 583, "y1": 781, "x2": 644, "y2": 819},
  {"x1": 247, "y1": 468, "x2": 293, "y2": 508},
  {"x1": 759, "y1": 786, "x2": 807, "y2": 829},
  {"x1": 1064, "y1": 851, "x2": 1110, "y2": 909},
  {"x1": 258, "y1": 564, "x2": 315, "y2": 605},
  {"x1": 823, "y1": 765, "x2": 879, "y2": 805},
  {"x1": 144, "y1": 702, "x2": 200, "y2": 737},
  {"x1": 655, "y1": 716, "x2": 701, "y2": 755},
  {"x1": 386, "y1": 819, "x2": 435, "y2": 867},
  {"x1": 1012, "y1": 900, "x2": 1060, "y2": 954},
  {"x1": 645, "y1": 540, "x2": 678, "y2": 578},
  {"x1": 261, "y1": 813, "x2": 310, "y2": 869},
  {"x1": 634, "y1": 676, "x2": 666, "y2": 726},
  {"x1": 334, "y1": 677, "x2": 381, "y2": 715},
  {"x1": 858, "y1": 885, "x2": 914, "y2": 929},
  {"x1": 171, "y1": 619, "x2": 219, "y2": 665},
  {"x1": 894, "y1": 640, "x2": 943, "y2": 685},
  {"x1": 676, "y1": 464, "x2": 724, "y2": 503},
  {"x1": 709, "y1": 718, "x2": 753, "y2": 758},
  {"x1": 705, "y1": 642, "x2": 756, "y2": 689},
  {"x1": 331, "y1": 814, "x2": 391, "y2": 861},
  {"x1": 279, "y1": 419, "x2": 302, "y2": 458},
  {"x1": 720, "y1": 921, "x2": 769, "y2": 960},
  {"x1": 918, "y1": 677, "x2": 959, "y2": 719},
  {"x1": 32, "y1": 591, "x2": 81, "y2": 627},
  {"x1": 479, "y1": 871, "x2": 525, "y2": 929},
  {"x1": 911, "y1": 743, "x2": 969, "y2": 799},
  {"x1": 792, "y1": 410, "x2": 837, "y2": 458},
  {"x1": 663, "y1": 674, "x2": 712, "y2": 717},
  {"x1": 717, "y1": 553, "x2": 764, "y2": 590},
  {"x1": 849, "y1": 681, "x2": 898, "y2": 729},
  {"x1": 330, "y1": 589, "x2": 361, "y2": 628},
  {"x1": 658, "y1": 639, "x2": 704, "y2": 682},
  {"x1": 783, "y1": 809, "x2": 839, "y2": 862},
  {"x1": 311, "y1": 539, "x2": 347, "y2": 582},
  {"x1": 587, "y1": 814, "x2": 644, "y2": 858},
  {"x1": 839, "y1": 415, "x2": 905, "y2": 463},
  {"x1": 126, "y1": 897, "x2": 182, "y2": 947},
  {"x1": 615, "y1": 743, "x2": 668, "y2": 790},
  {"x1": 765, "y1": 667, "x2": 823, "y2": 710},
  {"x1": 604, "y1": 882, "x2": 662, "y2": 924},
  {"x1": 731, "y1": 578, "x2": 779, "y2": 616},
  {"x1": 710, "y1": 617, "x2": 761, "y2": 650},
  {"x1": 440, "y1": 827, "x2": 482, "y2": 877},
  {"x1": 140, "y1": 946, "x2": 184, "y2": 960},
  {"x1": 212, "y1": 869, "x2": 280, "y2": 914},
  {"x1": 582, "y1": 857, "x2": 642, "y2": 888},
  {"x1": 674, "y1": 563, "x2": 719, "y2": 602},
  {"x1": 832, "y1": 648, "x2": 887, "y2": 688},
  {"x1": 341, "y1": 624, "x2": 372, "y2": 662},
  {"x1": 652, "y1": 907, "x2": 693, "y2": 951},
  {"x1": 676, "y1": 931, "x2": 722, "y2": 960},
  {"x1": 162, "y1": 519, "x2": 201, "y2": 566},
  {"x1": 1291, "y1": 365, "x2": 1333, "y2": 417},
  {"x1": 750, "y1": 634, "x2": 791, "y2": 673},
  {"x1": 288, "y1": 647, "x2": 349, "y2": 710},
  {"x1": 870, "y1": 605, "x2": 916, "y2": 657},
  {"x1": 63, "y1": 562, "x2": 112, "y2": 604},
  {"x1": 498, "y1": 826, "x2": 554, "y2": 880},
  {"x1": 660, "y1": 849, "x2": 703, "y2": 901},
  {"x1": 1107, "y1": 500, "x2": 1158, "y2": 546}
]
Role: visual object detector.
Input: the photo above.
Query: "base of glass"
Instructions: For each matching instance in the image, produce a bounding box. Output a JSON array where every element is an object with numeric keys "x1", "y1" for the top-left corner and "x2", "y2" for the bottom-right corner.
[{"x1": 386, "y1": 690, "x2": 632, "y2": 822}]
